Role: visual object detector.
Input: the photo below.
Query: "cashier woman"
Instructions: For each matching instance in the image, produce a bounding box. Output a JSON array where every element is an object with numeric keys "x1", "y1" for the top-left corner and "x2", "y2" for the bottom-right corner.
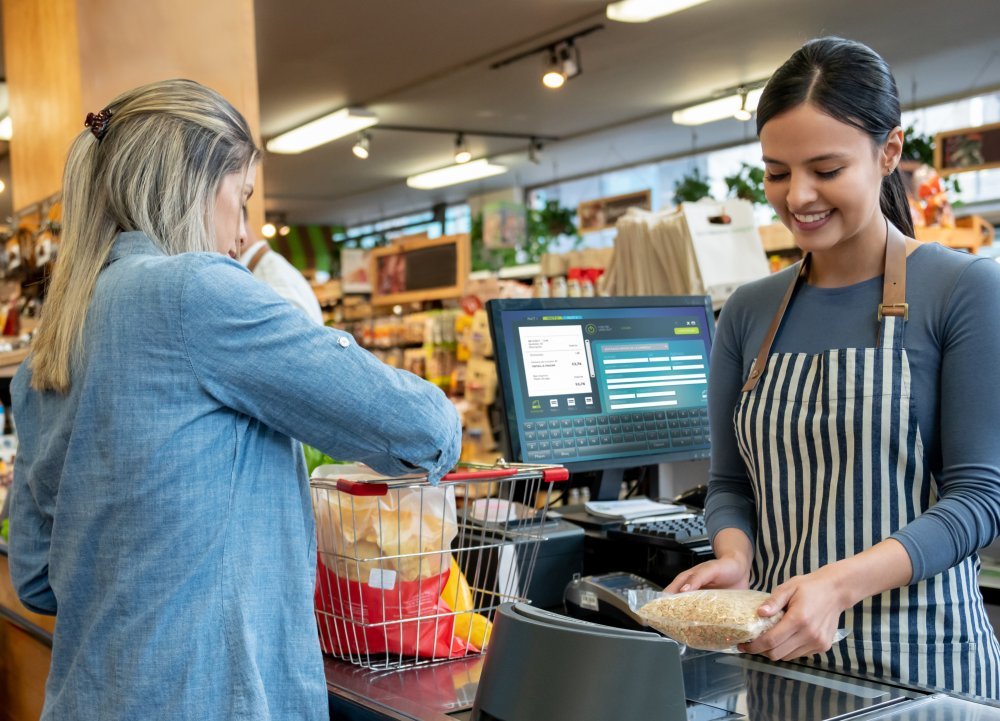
[
  {"x1": 667, "y1": 37, "x2": 1000, "y2": 697},
  {"x1": 7, "y1": 79, "x2": 460, "y2": 721}
]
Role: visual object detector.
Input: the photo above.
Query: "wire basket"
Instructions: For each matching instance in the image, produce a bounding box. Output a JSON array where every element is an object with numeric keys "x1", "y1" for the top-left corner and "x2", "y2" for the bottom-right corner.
[{"x1": 311, "y1": 461, "x2": 567, "y2": 670}]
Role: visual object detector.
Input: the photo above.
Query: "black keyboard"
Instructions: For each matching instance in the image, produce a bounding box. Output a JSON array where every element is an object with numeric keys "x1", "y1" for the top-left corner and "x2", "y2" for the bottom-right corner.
[
  {"x1": 521, "y1": 408, "x2": 710, "y2": 463},
  {"x1": 606, "y1": 514, "x2": 711, "y2": 553}
]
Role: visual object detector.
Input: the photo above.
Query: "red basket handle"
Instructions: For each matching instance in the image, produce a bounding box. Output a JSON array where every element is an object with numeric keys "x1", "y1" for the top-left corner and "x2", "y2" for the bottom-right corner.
[
  {"x1": 335, "y1": 478, "x2": 389, "y2": 496},
  {"x1": 541, "y1": 467, "x2": 570, "y2": 483}
]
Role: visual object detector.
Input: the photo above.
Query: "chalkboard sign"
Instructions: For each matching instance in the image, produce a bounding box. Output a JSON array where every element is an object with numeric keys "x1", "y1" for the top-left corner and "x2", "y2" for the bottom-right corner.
[
  {"x1": 370, "y1": 233, "x2": 470, "y2": 305},
  {"x1": 935, "y1": 121, "x2": 1000, "y2": 176}
]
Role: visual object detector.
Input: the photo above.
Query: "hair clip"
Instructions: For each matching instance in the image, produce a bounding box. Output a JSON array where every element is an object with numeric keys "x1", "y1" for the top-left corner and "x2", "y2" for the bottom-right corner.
[{"x1": 84, "y1": 108, "x2": 112, "y2": 142}]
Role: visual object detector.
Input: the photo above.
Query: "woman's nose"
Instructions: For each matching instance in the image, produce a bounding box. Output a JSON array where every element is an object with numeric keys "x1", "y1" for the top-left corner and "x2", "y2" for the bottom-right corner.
[{"x1": 786, "y1": 173, "x2": 818, "y2": 210}]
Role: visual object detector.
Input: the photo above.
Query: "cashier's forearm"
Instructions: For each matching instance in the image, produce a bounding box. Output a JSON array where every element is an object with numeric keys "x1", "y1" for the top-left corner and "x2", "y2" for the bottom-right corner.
[
  {"x1": 713, "y1": 528, "x2": 754, "y2": 570},
  {"x1": 822, "y1": 538, "x2": 914, "y2": 607}
]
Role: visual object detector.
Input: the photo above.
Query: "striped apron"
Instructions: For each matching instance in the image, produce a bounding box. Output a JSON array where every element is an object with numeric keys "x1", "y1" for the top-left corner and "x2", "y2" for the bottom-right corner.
[{"x1": 734, "y1": 233, "x2": 1000, "y2": 697}]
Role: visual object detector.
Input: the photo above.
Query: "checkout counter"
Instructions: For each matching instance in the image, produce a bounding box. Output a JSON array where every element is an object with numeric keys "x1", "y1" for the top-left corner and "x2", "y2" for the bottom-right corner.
[
  {"x1": 324, "y1": 631, "x2": 1000, "y2": 721},
  {"x1": 6, "y1": 526, "x2": 1000, "y2": 721}
]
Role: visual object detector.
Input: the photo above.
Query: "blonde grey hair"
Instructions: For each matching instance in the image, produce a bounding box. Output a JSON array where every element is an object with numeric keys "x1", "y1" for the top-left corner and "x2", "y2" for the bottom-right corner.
[{"x1": 31, "y1": 79, "x2": 259, "y2": 392}]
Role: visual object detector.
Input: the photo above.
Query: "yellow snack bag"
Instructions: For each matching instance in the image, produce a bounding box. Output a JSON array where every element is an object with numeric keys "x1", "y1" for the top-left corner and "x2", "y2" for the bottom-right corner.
[{"x1": 441, "y1": 555, "x2": 492, "y2": 650}]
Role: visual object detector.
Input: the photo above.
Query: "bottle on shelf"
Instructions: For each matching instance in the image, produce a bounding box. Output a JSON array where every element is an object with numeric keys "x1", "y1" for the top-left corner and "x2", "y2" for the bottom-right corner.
[
  {"x1": 532, "y1": 275, "x2": 550, "y2": 298},
  {"x1": 550, "y1": 275, "x2": 567, "y2": 298},
  {"x1": 566, "y1": 268, "x2": 581, "y2": 298}
]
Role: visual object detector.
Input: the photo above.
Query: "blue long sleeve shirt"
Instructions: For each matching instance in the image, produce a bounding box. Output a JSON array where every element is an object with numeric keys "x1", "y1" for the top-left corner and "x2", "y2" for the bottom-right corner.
[
  {"x1": 9, "y1": 232, "x2": 461, "y2": 721},
  {"x1": 706, "y1": 242, "x2": 1000, "y2": 584}
]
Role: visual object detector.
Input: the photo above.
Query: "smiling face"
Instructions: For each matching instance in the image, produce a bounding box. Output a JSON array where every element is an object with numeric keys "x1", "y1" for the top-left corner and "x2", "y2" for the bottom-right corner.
[
  {"x1": 213, "y1": 163, "x2": 257, "y2": 258},
  {"x1": 760, "y1": 102, "x2": 901, "y2": 256}
]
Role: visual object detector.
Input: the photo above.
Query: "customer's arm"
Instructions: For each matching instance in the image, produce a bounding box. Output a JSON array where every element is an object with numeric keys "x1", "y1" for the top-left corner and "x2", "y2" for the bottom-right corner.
[{"x1": 180, "y1": 257, "x2": 460, "y2": 482}]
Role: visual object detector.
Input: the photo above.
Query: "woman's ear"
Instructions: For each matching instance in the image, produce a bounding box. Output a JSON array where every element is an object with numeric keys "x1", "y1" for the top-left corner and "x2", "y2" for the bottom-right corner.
[{"x1": 882, "y1": 126, "x2": 904, "y2": 175}]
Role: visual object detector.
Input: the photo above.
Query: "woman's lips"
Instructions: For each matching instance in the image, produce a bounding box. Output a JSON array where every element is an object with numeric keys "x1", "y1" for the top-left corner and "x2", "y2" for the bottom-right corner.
[{"x1": 792, "y1": 209, "x2": 833, "y2": 231}]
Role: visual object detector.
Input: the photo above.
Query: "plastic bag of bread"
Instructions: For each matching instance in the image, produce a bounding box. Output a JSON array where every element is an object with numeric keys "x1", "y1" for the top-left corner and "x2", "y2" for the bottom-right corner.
[{"x1": 637, "y1": 589, "x2": 782, "y2": 653}]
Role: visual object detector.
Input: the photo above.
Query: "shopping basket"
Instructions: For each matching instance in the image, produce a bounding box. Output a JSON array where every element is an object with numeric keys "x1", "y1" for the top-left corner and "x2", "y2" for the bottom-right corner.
[{"x1": 311, "y1": 460, "x2": 567, "y2": 670}]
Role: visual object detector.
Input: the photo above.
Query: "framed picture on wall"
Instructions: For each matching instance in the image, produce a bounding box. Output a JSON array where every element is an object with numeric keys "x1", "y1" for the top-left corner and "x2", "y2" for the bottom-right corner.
[
  {"x1": 369, "y1": 234, "x2": 470, "y2": 305},
  {"x1": 934, "y1": 121, "x2": 1000, "y2": 176}
]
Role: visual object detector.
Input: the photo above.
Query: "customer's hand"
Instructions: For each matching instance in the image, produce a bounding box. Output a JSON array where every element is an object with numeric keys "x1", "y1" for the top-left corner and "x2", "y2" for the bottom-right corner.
[{"x1": 740, "y1": 565, "x2": 852, "y2": 660}]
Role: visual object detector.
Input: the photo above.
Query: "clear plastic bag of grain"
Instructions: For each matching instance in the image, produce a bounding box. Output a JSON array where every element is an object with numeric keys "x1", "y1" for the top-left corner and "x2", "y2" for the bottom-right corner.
[{"x1": 637, "y1": 590, "x2": 782, "y2": 653}]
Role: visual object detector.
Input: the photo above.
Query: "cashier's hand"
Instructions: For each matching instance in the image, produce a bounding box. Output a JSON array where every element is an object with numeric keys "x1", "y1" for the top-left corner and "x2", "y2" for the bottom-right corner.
[
  {"x1": 740, "y1": 565, "x2": 851, "y2": 661},
  {"x1": 664, "y1": 557, "x2": 750, "y2": 594}
]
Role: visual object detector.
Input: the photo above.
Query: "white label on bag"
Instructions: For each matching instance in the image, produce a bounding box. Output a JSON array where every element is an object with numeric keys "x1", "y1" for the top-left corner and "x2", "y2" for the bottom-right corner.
[
  {"x1": 368, "y1": 568, "x2": 397, "y2": 590},
  {"x1": 579, "y1": 590, "x2": 599, "y2": 612}
]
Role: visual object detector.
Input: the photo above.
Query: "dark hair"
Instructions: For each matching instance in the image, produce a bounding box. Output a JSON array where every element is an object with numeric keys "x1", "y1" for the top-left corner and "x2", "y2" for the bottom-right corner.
[{"x1": 756, "y1": 37, "x2": 913, "y2": 237}]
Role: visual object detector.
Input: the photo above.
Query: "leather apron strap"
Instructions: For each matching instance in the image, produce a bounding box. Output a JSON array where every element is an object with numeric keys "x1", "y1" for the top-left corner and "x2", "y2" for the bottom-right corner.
[
  {"x1": 246, "y1": 244, "x2": 270, "y2": 273},
  {"x1": 741, "y1": 221, "x2": 907, "y2": 393}
]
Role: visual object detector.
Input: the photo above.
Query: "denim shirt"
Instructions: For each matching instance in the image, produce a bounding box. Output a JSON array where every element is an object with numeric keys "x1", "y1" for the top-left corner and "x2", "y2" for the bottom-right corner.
[{"x1": 9, "y1": 232, "x2": 461, "y2": 721}]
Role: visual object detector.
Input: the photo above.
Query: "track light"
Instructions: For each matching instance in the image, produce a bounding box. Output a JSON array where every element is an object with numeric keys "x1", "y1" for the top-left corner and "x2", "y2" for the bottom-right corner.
[
  {"x1": 454, "y1": 133, "x2": 472, "y2": 164},
  {"x1": 261, "y1": 222, "x2": 277, "y2": 239},
  {"x1": 541, "y1": 41, "x2": 582, "y2": 90},
  {"x1": 278, "y1": 224, "x2": 291, "y2": 237},
  {"x1": 352, "y1": 131, "x2": 371, "y2": 159},
  {"x1": 733, "y1": 88, "x2": 752, "y2": 121},
  {"x1": 528, "y1": 138, "x2": 543, "y2": 164},
  {"x1": 542, "y1": 49, "x2": 566, "y2": 89}
]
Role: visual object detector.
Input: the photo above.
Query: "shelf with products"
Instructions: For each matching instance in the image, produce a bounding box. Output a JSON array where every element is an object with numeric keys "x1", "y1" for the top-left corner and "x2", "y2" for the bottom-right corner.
[{"x1": 758, "y1": 214, "x2": 995, "y2": 270}]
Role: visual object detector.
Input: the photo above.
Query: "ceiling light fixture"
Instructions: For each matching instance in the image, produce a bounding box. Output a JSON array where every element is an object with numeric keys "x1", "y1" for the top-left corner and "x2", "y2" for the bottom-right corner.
[
  {"x1": 606, "y1": 0, "x2": 713, "y2": 23},
  {"x1": 733, "y1": 88, "x2": 752, "y2": 122},
  {"x1": 351, "y1": 131, "x2": 371, "y2": 159},
  {"x1": 528, "y1": 138, "x2": 543, "y2": 164},
  {"x1": 0, "y1": 116, "x2": 11, "y2": 141},
  {"x1": 542, "y1": 49, "x2": 566, "y2": 89},
  {"x1": 266, "y1": 107, "x2": 378, "y2": 154},
  {"x1": 453, "y1": 133, "x2": 472, "y2": 164},
  {"x1": 492, "y1": 25, "x2": 600, "y2": 90},
  {"x1": 406, "y1": 159, "x2": 509, "y2": 190},
  {"x1": 261, "y1": 222, "x2": 277, "y2": 239},
  {"x1": 672, "y1": 86, "x2": 764, "y2": 126},
  {"x1": 541, "y1": 41, "x2": 582, "y2": 90},
  {"x1": 278, "y1": 224, "x2": 291, "y2": 237}
]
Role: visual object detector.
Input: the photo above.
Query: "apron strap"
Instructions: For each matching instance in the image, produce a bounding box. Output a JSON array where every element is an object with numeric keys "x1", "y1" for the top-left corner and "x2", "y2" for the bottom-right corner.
[
  {"x1": 740, "y1": 256, "x2": 810, "y2": 393},
  {"x1": 741, "y1": 219, "x2": 908, "y2": 393},
  {"x1": 877, "y1": 227, "x2": 908, "y2": 348},
  {"x1": 246, "y1": 244, "x2": 270, "y2": 273}
]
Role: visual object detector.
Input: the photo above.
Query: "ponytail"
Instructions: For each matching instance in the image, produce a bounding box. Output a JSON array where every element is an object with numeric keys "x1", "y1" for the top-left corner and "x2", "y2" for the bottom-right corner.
[{"x1": 880, "y1": 168, "x2": 914, "y2": 238}]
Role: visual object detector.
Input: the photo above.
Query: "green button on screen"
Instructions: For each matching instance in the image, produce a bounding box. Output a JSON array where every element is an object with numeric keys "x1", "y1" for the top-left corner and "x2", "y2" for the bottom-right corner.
[{"x1": 674, "y1": 327, "x2": 700, "y2": 335}]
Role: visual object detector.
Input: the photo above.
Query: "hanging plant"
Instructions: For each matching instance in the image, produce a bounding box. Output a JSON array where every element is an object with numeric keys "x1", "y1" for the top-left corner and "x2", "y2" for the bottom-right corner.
[
  {"x1": 469, "y1": 200, "x2": 581, "y2": 271},
  {"x1": 724, "y1": 163, "x2": 767, "y2": 205},
  {"x1": 672, "y1": 167, "x2": 713, "y2": 205}
]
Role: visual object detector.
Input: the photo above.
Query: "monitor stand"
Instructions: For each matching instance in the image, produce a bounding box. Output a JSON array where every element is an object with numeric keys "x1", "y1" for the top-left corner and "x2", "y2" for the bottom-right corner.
[{"x1": 576, "y1": 465, "x2": 659, "y2": 501}]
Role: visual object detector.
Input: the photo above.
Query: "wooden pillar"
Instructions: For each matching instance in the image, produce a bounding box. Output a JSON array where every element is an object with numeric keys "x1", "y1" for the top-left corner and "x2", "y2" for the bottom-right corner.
[{"x1": 2, "y1": 0, "x2": 265, "y2": 228}]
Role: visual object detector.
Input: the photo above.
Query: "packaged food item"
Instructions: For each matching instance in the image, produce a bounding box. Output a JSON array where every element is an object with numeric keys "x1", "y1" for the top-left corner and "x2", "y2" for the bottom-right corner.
[{"x1": 638, "y1": 589, "x2": 782, "y2": 652}]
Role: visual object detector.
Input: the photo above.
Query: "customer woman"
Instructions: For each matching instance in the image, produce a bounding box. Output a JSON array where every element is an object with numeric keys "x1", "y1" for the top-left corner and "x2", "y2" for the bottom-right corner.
[
  {"x1": 667, "y1": 37, "x2": 1000, "y2": 697},
  {"x1": 8, "y1": 79, "x2": 461, "y2": 721}
]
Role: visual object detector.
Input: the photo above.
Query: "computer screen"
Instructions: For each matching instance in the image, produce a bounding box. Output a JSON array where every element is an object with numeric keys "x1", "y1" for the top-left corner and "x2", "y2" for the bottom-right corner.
[{"x1": 487, "y1": 296, "x2": 715, "y2": 474}]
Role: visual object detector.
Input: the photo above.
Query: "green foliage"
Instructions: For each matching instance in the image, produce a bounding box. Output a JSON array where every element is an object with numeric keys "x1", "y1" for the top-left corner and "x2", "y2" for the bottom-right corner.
[
  {"x1": 903, "y1": 125, "x2": 962, "y2": 195},
  {"x1": 902, "y1": 126, "x2": 934, "y2": 166},
  {"x1": 1, "y1": 518, "x2": 8, "y2": 542},
  {"x1": 302, "y1": 444, "x2": 342, "y2": 476},
  {"x1": 724, "y1": 163, "x2": 768, "y2": 205},
  {"x1": 673, "y1": 167, "x2": 713, "y2": 205}
]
